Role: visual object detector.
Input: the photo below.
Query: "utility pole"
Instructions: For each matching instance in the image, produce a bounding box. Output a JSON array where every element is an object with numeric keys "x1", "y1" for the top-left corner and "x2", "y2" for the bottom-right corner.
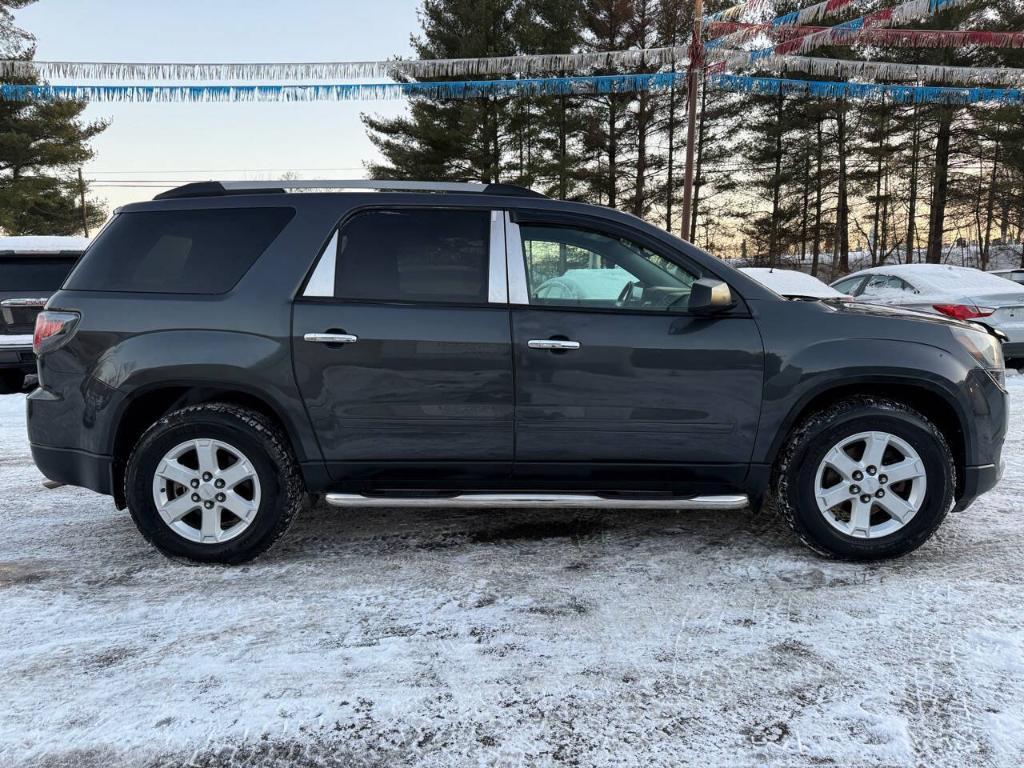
[
  {"x1": 680, "y1": 0, "x2": 704, "y2": 242},
  {"x1": 78, "y1": 167, "x2": 89, "y2": 237}
]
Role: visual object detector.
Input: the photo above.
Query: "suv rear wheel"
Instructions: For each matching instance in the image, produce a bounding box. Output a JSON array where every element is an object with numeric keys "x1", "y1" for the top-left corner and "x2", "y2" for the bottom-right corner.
[
  {"x1": 125, "y1": 403, "x2": 306, "y2": 564},
  {"x1": 773, "y1": 397, "x2": 955, "y2": 560}
]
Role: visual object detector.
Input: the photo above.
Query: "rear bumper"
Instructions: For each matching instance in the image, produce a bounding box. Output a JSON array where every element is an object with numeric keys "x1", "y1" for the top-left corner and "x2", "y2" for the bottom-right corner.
[
  {"x1": 0, "y1": 334, "x2": 35, "y2": 373},
  {"x1": 954, "y1": 462, "x2": 1003, "y2": 512},
  {"x1": 30, "y1": 443, "x2": 114, "y2": 496}
]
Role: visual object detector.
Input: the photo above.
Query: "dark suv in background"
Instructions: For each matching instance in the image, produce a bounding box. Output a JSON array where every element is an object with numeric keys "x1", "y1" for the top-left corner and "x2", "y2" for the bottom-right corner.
[
  {"x1": 26, "y1": 181, "x2": 1008, "y2": 564},
  {"x1": 1, "y1": 236, "x2": 87, "y2": 393}
]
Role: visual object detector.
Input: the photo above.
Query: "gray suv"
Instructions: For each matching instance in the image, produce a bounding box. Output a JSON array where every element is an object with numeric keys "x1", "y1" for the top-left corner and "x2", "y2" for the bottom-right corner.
[{"x1": 26, "y1": 181, "x2": 1008, "y2": 564}]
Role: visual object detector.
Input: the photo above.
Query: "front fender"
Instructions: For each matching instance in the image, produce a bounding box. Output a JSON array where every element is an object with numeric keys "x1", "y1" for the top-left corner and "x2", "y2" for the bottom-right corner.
[{"x1": 753, "y1": 336, "x2": 981, "y2": 467}]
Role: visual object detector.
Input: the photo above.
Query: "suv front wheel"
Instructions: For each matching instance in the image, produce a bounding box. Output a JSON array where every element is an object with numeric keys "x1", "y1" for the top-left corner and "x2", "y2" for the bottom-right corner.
[
  {"x1": 774, "y1": 397, "x2": 955, "y2": 560},
  {"x1": 125, "y1": 403, "x2": 306, "y2": 564}
]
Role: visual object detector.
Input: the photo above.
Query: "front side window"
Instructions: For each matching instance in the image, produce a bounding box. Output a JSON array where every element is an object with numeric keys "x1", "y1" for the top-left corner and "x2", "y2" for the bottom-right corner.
[
  {"x1": 333, "y1": 209, "x2": 490, "y2": 304},
  {"x1": 519, "y1": 224, "x2": 697, "y2": 312}
]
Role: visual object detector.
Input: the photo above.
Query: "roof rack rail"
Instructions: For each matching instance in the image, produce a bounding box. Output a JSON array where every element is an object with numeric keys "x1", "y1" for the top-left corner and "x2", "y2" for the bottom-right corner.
[{"x1": 153, "y1": 180, "x2": 546, "y2": 201}]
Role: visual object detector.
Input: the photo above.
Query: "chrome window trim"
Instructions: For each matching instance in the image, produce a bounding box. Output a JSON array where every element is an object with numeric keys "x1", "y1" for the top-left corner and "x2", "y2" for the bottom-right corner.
[
  {"x1": 503, "y1": 213, "x2": 530, "y2": 305},
  {"x1": 488, "y1": 210, "x2": 509, "y2": 304},
  {"x1": 303, "y1": 230, "x2": 338, "y2": 297}
]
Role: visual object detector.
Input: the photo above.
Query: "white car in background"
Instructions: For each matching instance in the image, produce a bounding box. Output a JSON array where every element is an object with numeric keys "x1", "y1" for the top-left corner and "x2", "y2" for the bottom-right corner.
[
  {"x1": 991, "y1": 268, "x2": 1024, "y2": 286},
  {"x1": 740, "y1": 267, "x2": 851, "y2": 301},
  {"x1": 831, "y1": 263, "x2": 1024, "y2": 364}
]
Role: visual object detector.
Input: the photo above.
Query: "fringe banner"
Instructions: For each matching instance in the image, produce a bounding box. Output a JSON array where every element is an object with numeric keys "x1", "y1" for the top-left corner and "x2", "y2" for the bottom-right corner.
[
  {"x1": 707, "y1": 22, "x2": 1024, "y2": 50},
  {"x1": 772, "y1": 0, "x2": 972, "y2": 57},
  {"x1": 709, "y1": 73, "x2": 1024, "y2": 104},
  {"x1": 0, "y1": 48, "x2": 689, "y2": 82},
  {"x1": 739, "y1": 54, "x2": 1024, "y2": 87},
  {"x1": 0, "y1": 76, "x2": 684, "y2": 102},
  {"x1": 2, "y1": 74, "x2": 1022, "y2": 106},
  {"x1": 706, "y1": 0, "x2": 855, "y2": 50},
  {"x1": 703, "y1": 0, "x2": 774, "y2": 25}
]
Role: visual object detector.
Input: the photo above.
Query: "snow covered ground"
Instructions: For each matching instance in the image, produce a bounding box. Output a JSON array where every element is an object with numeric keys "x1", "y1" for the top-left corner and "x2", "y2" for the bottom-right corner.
[{"x1": 1, "y1": 383, "x2": 1023, "y2": 768}]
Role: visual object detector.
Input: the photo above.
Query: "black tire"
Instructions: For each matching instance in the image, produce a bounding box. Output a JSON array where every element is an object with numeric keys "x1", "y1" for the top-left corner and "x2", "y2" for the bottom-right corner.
[
  {"x1": 773, "y1": 397, "x2": 955, "y2": 560},
  {"x1": 125, "y1": 403, "x2": 307, "y2": 564},
  {"x1": 0, "y1": 370, "x2": 25, "y2": 394}
]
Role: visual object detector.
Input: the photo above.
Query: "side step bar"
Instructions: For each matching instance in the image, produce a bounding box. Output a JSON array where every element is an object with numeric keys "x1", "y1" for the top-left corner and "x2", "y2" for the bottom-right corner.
[{"x1": 325, "y1": 493, "x2": 749, "y2": 510}]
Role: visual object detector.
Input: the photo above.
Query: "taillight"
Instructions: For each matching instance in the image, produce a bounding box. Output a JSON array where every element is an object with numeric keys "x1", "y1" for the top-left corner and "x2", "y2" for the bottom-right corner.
[
  {"x1": 932, "y1": 303, "x2": 995, "y2": 321},
  {"x1": 33, "y1": 311, "x2": 80, "y2": 355}
]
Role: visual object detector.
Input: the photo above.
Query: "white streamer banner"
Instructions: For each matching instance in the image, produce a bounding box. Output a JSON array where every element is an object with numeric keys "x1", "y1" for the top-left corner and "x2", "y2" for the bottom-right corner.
[
  {"x1": 0, "y1": 48, "x2": 689, "y2": 83},
  {"x1": 736, "y1": 54, "x2": 1024, "y2": 87}
]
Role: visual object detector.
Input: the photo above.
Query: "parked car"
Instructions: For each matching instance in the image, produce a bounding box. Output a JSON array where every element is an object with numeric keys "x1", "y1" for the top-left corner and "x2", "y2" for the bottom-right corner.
[
  {"x1": 27, "y1": 181, "x2": 1007, "y2": 564},
  {"x1": 740, "y1": 267, "x2": 851, "y2": 301},
  {"x1": 831, "y1": 263, "x2": 1024, "y2": 366},
  {"x1": 0, "y1": 236, "x2": 89, "y2": 393},
  {"x1": 991, "y1": 268, "x2": 1024, "y2": 286}
]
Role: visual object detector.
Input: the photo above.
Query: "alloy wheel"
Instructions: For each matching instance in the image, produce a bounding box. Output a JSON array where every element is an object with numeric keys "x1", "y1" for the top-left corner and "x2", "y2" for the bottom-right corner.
[{"x1": 813, "y1": 430, "x2": 927, "y2": 539}]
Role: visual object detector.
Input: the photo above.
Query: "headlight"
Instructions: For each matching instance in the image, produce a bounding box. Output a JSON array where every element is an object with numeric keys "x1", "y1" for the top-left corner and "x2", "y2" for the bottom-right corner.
[{"x1": 951, "y1": 325, "x2": 1005, "y2": 388}]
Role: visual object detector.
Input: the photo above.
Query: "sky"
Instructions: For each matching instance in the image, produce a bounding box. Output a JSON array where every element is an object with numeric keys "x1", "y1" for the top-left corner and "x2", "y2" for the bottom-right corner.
[{"x1": 15, "y1": 0, "x2": 421, "y2": 211}]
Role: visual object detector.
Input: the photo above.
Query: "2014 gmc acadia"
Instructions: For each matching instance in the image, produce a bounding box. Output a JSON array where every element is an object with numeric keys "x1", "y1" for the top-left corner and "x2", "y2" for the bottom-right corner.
[{"x1": 25, "y1": 181, "x2": 1008, "y2": 564}]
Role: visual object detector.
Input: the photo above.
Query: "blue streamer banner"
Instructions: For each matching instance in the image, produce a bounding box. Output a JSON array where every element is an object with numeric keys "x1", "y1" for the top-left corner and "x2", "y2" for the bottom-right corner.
[{"x1": 1, "y1": 74, "x2": 1022, "y2": 105}]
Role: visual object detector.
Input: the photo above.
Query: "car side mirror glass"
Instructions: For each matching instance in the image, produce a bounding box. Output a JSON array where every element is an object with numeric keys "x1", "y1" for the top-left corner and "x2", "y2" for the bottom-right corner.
[{"x1": 688, "y1": 278, "x2": 734, "y2": 315}]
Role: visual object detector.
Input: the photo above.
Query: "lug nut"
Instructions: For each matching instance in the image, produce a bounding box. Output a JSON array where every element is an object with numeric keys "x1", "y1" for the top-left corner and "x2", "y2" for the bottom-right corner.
[
  {"x1": 214, "y1": 479, "x2": 225, "y2": 489},
  {"x1": 202, "y1": 472, "x2": 213, "y2": 482},
  {"x1": 866, "y1": 466, "x2": 877, "y2": 476},
  {"x1": 875, "y1": 489, "x2": 885, "y2": 498},
  {"x1": 216, "y1": 493, "x2": 225, "y2": 502},
  {"x1": 852, "y1": 470, "x2": 863, "y2": 481},
  {"x1": 190, "y1": 478, "x2": 200, "y2": 489},
  {"x1": 878, "y1": 474, "x2": 888, "y2": 484},
  {"x1": 204, "y1": 500, "x2": 214, "y2": 509},
  {"x1": 191, "y1": 493, "x2": 200, "y2": 502},
  {"x1": 860, "y1": 494, "x2": 871, "y2": 504},
  {"x1": 850, "y1": 485, "x2": 861, "y2": 495}
]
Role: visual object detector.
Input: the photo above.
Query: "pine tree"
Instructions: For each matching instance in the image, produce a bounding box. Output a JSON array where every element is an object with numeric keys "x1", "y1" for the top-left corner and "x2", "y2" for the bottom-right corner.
[
  {"x1": 0, "y1": 1, "x2": 107, "y2": 235},
  {"x1": 362, "y1": 0, "x2": 519, "y2": 182}
]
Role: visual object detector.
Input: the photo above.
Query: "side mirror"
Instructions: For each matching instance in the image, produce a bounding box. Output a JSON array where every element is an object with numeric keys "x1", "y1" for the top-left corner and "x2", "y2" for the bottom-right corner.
[{"x1": 688, "y1": 278, "x2": 734, "y2": 315}]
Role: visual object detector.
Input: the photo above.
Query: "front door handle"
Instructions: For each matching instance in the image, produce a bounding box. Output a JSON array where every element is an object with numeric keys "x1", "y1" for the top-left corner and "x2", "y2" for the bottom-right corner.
[
  {"x1": 528, "y1": 339, "x2": 581, "y2": 351},
  {"x1": 304, "y1": 332, "x2": 359, "y2": 344}
]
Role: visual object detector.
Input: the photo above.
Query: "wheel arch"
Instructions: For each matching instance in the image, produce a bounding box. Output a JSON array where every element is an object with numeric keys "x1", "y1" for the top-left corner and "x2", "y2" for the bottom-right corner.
[
  {"x1": 109, "y1": 381, "x2": 305, "y2": 509},
  {"x1": 765, "y1": 377, "x2": 969, "y2": 499}
]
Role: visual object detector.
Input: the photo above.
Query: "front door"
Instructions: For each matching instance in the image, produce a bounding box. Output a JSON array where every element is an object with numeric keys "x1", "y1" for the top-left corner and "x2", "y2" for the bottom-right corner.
[
  {"x1": 506, "y1": 212, "x2": 765, "y2": 491},
  {"x1": 292, "y1": 207, "x2": 514, "y2": 489}
]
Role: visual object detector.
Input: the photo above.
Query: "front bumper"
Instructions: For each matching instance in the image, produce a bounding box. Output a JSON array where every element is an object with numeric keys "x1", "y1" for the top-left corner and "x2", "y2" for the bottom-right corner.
[
  {"x1": 1002, "y1": 341, "x2": 1024, "y2": 361},
  {"x1": 954, "y1": 462, "x2": 1003, "y2": 512}
]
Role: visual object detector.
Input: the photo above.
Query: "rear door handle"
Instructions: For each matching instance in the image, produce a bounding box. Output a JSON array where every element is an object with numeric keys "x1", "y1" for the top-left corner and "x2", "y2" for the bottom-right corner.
[
  {"x1": 304, "y1": 333, "x2": 359, "y2": 344},
  {"x1": 528, "y1": 339, "x2": 581, "y2": 351}
]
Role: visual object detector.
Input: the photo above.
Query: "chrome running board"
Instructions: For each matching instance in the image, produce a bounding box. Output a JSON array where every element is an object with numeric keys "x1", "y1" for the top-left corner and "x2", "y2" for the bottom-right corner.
[{"x1": 325, "y1": 493, "x2": 748, "y2": 510}]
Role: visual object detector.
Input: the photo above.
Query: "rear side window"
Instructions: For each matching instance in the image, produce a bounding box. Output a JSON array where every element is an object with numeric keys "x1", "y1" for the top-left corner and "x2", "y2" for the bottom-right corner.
[
  {"x1": 66, "y1": 208, "x2": 294, "y2": 294},
  {"x1": 333, "y1": 209, "x2": 490, "y2": 304},
  {"x1": 0, "y1": 256, "x2": 79, "y2": 290}
]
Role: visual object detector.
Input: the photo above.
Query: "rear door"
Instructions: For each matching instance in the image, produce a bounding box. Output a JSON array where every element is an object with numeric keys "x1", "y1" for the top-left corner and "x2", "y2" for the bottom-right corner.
[
  {"x1": 504, "y1": 211, "x2": 764, "y2": 490},
  {"x1": 291, "y1": 207, "x2": 514, "y2": 489}
]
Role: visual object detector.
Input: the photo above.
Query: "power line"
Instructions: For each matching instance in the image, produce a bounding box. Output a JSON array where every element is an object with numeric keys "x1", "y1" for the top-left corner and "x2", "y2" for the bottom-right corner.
[{"x1": 87, "y1": 167, "x2": 366, "y2": 174}]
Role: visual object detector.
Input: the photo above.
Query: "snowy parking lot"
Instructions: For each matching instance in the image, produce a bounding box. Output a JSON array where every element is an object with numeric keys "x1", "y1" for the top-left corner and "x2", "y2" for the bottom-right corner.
[{"x1": 1, "y1": 382, "x2": 1023, "y2": 768}]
